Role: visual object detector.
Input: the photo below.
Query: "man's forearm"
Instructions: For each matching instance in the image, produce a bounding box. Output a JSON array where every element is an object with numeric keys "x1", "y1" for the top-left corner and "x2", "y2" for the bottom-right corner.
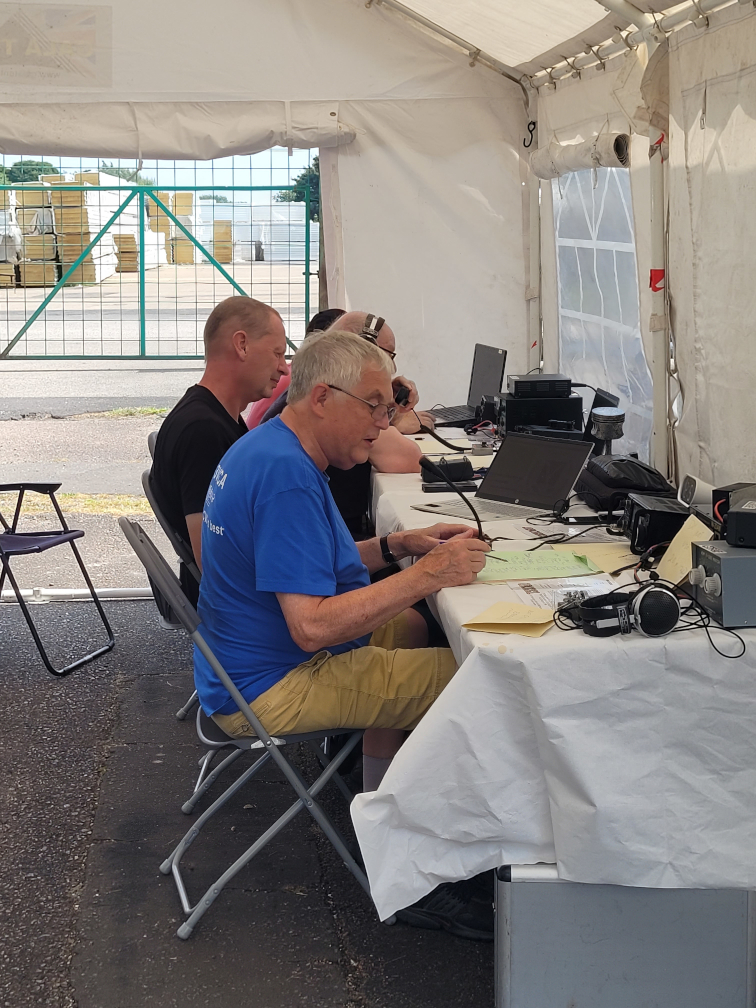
[{"x1": 278, "y1": 564, "x2": 437, "y2": 652}]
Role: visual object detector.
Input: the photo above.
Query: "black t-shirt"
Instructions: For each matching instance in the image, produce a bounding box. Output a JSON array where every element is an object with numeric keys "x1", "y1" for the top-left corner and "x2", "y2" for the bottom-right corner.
[
  {"x1": 260, "y1": 388, "x2": 372, "y2": 536},
  {"x1": 151, "y1": 385, "x2": 248, "y2": 544}
]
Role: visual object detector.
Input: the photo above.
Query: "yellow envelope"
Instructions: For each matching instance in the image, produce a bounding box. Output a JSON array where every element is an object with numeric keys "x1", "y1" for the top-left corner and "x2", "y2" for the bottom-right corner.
[
  {"x1": 462, "y1": 601, "x2": 554, "y2": 637},
  {"x1": 552, "y1": 541, "x2": 637, "y2": 574},
  {"x1": 656, "y1": 514, "x2": 713, "y2": 584}
]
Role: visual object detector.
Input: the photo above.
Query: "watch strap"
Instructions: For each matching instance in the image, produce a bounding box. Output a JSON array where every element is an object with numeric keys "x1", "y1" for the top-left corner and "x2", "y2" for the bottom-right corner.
[{"x1": 379, "y1": 534, "x2": 399, "y2": 565}]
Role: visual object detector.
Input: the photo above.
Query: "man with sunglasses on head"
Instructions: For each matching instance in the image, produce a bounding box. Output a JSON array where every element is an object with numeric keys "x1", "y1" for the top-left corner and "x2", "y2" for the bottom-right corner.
[{"x1": 256, "y1": 310, "x2": 434, "y2": 536}]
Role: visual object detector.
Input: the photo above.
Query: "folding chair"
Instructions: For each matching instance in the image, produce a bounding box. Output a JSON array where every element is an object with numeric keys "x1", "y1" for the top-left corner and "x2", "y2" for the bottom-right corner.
[
  {"x1": 141, "y1": 467, "x2": 200, "y2": 720},
  {"x1": 118, "y1": 517, "x2": 372, "y2": 939},
  {"x1": 0, "y1": 483, "x2": 115, "y2": 676}
]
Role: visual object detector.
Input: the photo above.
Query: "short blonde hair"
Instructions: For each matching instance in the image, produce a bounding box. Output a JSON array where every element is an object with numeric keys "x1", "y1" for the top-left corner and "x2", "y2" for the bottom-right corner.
[
  {"x1": 288, "y1": 330, "x2": 394, "y2": 404},
  {"x1": 202, "y1": 296, "x2": 279, "y2": 358}
]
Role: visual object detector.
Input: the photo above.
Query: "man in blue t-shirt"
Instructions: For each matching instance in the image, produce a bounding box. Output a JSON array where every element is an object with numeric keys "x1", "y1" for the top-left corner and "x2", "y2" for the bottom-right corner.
[{"x1": 195, "y1": 329, "x2": 489, "y2": 791}]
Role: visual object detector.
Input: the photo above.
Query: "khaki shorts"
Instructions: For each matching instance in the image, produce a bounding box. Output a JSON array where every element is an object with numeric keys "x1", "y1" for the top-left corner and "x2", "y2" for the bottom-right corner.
[{"x1": 212, "y1": 613, "x2": 457, "y2": 738}]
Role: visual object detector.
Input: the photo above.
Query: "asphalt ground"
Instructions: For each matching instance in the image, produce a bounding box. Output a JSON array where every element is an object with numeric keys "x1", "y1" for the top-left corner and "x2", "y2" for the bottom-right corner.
[{"x1": 0, "y1": 600, "x2": 493, "y2": 1008}]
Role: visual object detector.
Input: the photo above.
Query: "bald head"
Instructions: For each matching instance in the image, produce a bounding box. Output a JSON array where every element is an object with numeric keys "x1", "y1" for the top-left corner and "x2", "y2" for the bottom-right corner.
[
  {"x1": 328, "y1": 311, "x2": 396, "y2": 356},
  {"x1": 203, "y1": 296, "x2": 281, "y2": 358}
]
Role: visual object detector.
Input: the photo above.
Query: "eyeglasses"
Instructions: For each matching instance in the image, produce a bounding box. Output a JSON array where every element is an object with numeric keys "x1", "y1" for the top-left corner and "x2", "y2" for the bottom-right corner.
[
  {"x1": 358, "y1": 331, "x2": 396, "y2": 361},
  {"x1": 327, "y1": 385, "x2": 397, "y2": 423}
]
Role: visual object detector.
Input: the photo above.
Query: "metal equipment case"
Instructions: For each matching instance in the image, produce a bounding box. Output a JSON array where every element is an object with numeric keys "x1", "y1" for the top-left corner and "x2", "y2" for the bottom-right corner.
[{"x1": 495, "y1": 865, "x2": 755, "y2": 1008}]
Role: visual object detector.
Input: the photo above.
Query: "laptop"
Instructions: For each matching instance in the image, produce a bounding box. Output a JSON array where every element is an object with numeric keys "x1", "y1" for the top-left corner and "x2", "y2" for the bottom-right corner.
[
  {"x1": 412, "y1": 432, "x2": 594, "y2": 522},
  {"x1": 428, "y1": 344, "x2": 507, "y2": 426}
]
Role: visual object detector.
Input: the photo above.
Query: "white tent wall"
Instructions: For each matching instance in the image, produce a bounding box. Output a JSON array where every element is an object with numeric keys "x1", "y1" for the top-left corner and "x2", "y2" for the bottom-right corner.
[
  {"x1": 667, "y1": 3, "x2": 756, "y2": 486},
  {"x1": 0, "y1": 0, "x2": 529, "y2": 401},
  {"x1": 320, "y1": 94, "x2": 529, "y2": 402}
]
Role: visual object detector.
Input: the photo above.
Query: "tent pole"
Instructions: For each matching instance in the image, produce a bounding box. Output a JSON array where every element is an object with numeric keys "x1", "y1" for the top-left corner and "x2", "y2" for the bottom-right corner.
[
  {"x1": 595, "y1": 1, "x2": 669, "y2": 475},
  {"x1": 648, "y1": 131, "x2": 668, "y2": 477},
  {"x1": 526, "y1": 89, "x2": 542, "y2": 372},
  {"x1": 367, "y1": 0, "x2": 529, "y2": 93},
  {"x1": 532, "y1": 0, "x2": 738, "y2": 88}
]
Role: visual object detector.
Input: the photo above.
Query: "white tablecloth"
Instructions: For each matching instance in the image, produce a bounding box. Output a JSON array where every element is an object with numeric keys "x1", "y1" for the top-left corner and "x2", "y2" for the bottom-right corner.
[{"x1": 352, "y1": 473, "x2": 756, "y2": 920}]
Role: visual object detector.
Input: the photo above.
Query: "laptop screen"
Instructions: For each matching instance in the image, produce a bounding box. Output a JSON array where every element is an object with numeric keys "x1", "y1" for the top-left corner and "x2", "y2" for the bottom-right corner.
[
  {"x1": 466, "y1": 344, "x2": 507, "y2": 408},
  {"x1": 477, "y1": 433, "x2": 593, "y2": 510}
]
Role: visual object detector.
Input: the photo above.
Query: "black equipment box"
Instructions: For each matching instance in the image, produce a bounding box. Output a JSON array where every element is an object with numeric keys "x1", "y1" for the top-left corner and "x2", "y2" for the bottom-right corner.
[
  {"x1": 496, "y1": 392, "x2": 583, "y2": 436},
  {"x1": 475, "y1": 395, "x2": 498, "y2": 424},
  {"x1": 517, "y1": 423, "x2": 583, "y2": 441},
  {"x1": 712, "y1": 482, "x2": 756, "y2": 521},
  {"x1": 507, "y1": 373, "x2": 572, "y2": 398},
  {"x1": 725, "y1": 489, "x2": 756, "y2": 548},
  {"x1": 623, "y1": 493, "x2": 690, "y2": 555}
]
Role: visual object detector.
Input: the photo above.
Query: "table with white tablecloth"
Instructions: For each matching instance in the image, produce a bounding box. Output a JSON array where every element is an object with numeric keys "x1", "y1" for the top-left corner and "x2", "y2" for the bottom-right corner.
[{"x1": 352, "y1": 471, "x2": 756, "y2": 923}]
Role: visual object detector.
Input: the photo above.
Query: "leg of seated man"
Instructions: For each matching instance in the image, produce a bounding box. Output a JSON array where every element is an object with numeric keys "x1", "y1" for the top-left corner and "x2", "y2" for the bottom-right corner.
[{"x1": 212, "y1": 611, "x2": 455, "y2": 745}]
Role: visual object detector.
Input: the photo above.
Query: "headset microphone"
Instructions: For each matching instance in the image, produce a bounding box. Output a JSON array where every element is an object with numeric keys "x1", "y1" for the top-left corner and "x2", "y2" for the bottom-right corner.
[{"x1": 419, "y1": 456, "x2": 489, "y2": 543}]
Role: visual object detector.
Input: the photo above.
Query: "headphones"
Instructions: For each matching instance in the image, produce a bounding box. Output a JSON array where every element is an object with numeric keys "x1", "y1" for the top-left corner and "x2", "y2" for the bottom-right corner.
[
  {"x1": 361, "y1": 314, "x2": 385, "y2": 340},
  {"x1": 557, "y1": 583, "x2": 680, "y2": 638}
]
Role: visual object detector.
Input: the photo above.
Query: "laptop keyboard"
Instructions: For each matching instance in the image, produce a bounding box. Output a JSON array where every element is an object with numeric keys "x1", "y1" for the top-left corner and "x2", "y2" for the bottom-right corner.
[
  {"x1": 428, "y1": 405, "x2": 475, "y2": 424},
  {"x1": 419, "y1": 498, "x2": 545, "y2": 521}
]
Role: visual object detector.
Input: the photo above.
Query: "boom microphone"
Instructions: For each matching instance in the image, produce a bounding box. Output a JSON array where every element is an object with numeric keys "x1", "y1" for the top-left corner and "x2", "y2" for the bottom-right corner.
[{"x1": 419, "y1": 455, "x2": 489, "y2": 543}]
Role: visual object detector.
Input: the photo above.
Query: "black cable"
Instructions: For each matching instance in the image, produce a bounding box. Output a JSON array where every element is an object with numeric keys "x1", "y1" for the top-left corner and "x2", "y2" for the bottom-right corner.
[
  {"x1": 418, "y1": 456, "x2": 490, "y2": 544},
  {"x1": 416, "y1": 420, "x2": 473, "y2": 453},
  {"x1": 570, "y1": 382, "x2": 597, "y2": 393}
]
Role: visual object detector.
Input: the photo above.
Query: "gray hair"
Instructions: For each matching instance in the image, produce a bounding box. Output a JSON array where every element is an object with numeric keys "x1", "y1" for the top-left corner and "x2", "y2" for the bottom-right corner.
[{"x1": 288, "y1": 330, "x2": 394, "y2": 404}]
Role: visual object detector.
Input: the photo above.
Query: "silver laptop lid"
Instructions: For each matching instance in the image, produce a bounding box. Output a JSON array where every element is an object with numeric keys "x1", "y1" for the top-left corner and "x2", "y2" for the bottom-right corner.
[
  {"x1": 466, "y1": 344, "x2": 507, "y2": 408},
  {"x1": 476, "y1": 433, "x2": 593, "y2": 510}
]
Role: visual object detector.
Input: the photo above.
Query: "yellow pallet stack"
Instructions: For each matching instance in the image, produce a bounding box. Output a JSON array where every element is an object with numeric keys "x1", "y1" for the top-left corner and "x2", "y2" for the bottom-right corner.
[
  {"x1": 212, "y1": 219, "x2": 233, "y2": 263},
  {"x1": 114, "y1": 234, "x2": 138, "y2": 272},
  {"x1": 48, "y1": 181, "x2": 118, "y2": 284},
  {"x1": 166, "y1": 192, "x2": 195, "y2": 264},
  {"x1": 0, "y1": 263, "x2": 15, "y2": 286}
]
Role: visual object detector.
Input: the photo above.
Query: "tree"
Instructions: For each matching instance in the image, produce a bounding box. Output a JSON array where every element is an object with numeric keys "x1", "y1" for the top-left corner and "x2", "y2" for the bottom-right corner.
[
  {"x1": 199, "y1": 194, "x2": 230, "y2": 203},
  {"x1": 275, "y1": 156, "x2": 320, "y2": 222},
  {"x1": 99, "y1": 163, "x2": 155, "y2": 185},
  {"x1": 8, "y1": 160, "x2": 56, "y2": 182}
]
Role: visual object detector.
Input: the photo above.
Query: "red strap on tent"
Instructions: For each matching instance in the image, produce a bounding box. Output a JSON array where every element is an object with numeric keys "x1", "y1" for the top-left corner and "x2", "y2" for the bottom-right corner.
[{"x1": 650, "y1": 269, "x2": 665, "y2": 292}]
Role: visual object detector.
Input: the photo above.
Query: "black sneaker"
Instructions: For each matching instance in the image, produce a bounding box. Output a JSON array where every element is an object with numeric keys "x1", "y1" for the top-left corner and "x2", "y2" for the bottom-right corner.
[{"x1": 395, "y1": 875, "x2": 494, "y2": 942}]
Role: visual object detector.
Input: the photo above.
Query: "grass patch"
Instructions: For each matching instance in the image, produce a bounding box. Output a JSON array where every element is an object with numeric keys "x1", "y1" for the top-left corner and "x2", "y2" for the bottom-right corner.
[
  {"x1": 0, "y1": 492, "x2": 152, "y2": 516},
  {"x1": 95, "y1": 406, "x2": 168, "y2": 418}
]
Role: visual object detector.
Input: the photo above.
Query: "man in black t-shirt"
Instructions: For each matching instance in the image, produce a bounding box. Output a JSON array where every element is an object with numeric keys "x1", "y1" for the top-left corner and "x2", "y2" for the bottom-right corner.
[{"x1": 152, "y1": 296, "x2": 288, "y2": 600}]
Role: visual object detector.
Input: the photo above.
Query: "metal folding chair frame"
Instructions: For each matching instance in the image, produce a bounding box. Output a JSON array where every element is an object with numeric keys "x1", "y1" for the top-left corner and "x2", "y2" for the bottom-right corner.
[
  {"x1": 0, "y1": 482, "x2": 114, "y2": 677},
  {"x1": 118, "y1": 517, "x2": 372, "y2": 939},
  {"x1": 141, "y1": 464, "x2": 200, "y2": 720}
]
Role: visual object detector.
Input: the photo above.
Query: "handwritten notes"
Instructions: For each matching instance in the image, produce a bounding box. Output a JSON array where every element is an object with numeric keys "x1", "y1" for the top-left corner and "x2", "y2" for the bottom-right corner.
[
  {"x1": 552, "y1": 541, "x2": 637, "y2": 574},
  {"x1": 477, "y1": 550, "x2": 601, "y2": 583},
  {"x1": 656, "y1": 515, "x2": 713, "y2": 584}
]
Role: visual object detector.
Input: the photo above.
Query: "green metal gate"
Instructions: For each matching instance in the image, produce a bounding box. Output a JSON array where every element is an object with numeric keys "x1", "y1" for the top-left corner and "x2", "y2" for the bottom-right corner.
[{"x1": 0, "y1": 182, "x2": 314, "y2": 359}]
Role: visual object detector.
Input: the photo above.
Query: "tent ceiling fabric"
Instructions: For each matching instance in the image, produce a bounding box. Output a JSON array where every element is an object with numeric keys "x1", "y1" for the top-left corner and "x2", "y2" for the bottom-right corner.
[{"x1": 388, "y1": 0, "x2": 611, "y2": 68}]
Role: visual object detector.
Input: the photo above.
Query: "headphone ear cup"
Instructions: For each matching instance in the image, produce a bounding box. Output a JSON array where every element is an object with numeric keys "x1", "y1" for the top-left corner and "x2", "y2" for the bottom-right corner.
[{"x1": 632, "y1": 585, "x2": 680, "y2": 637}]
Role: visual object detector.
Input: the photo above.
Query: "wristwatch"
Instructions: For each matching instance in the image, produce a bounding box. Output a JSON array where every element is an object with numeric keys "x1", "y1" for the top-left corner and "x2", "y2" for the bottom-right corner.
[{"x1": 379, "y1": 534, "x2": 399, "y2": 565}]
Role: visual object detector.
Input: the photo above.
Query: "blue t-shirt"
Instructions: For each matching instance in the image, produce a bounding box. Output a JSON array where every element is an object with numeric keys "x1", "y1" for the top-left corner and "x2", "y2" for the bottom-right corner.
[{"x1": 193, "y1": 416, "x2": 371, "y2": 715}]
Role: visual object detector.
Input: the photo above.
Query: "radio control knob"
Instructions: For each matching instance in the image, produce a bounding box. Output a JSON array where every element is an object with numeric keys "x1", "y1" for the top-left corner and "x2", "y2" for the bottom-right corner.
[
  {"x1": 703, "y1": 573, "x2": 722, "y2": 597},
  {"x1": 689, "y1": 566, "x2": 706, "y2": 586}
]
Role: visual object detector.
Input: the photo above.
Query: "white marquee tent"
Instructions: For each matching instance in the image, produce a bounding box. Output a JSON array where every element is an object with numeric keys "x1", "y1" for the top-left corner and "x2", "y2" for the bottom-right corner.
[{"x1": 2, "y1": 0, "x2": 755, "y2": 483}]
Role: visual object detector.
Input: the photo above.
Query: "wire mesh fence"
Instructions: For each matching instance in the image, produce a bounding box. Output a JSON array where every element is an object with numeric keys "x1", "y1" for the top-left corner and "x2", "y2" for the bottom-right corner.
[{"x1": 0, "y1": 150, "x2": 319, "y2": 358}]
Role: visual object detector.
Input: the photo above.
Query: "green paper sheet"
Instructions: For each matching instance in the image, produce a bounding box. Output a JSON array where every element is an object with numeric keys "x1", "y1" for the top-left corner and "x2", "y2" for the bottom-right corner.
[{"x1": 477, "y1": 550, "x2": 601, "y2": 583}]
